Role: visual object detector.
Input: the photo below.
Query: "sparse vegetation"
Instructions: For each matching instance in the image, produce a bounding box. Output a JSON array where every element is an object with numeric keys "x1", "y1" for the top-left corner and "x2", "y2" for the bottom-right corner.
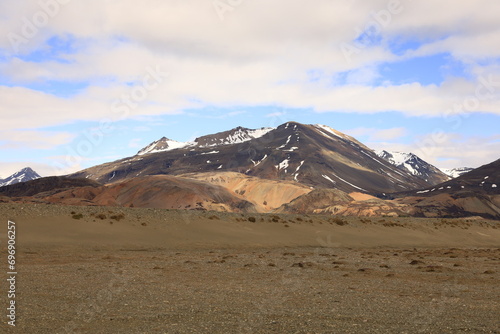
[
  {"x1": 96, "y1": 213, "x2": 107, "y2": 220},
  {"x1": 248, "y1": 217, "x2": 256, "y2": 222},
  {"x1": 331, "y1": 217, "x2": 347, "y2": 226},
  {"x1": 110, "y1": 213, "x2": 125, "y2": 221},
  {"x1": 72, "y1": 213, "x2": 83, "y2": 220},
  {"x1": 383, "y1": 221, "x2": 403, "y2": 227}
]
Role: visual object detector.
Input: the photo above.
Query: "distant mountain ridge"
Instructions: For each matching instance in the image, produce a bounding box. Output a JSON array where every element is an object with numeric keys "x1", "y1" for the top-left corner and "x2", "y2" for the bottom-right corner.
[
  {"x1": 376, "y1": 150, "x2": 450, "y2": 185},
  {"x1": 0, "y1": 167, "x2": 41, "y2": 187},
  {"x1": 137, "y1": 126, "x2": 274, "y2": 155},
  {"x1": 3, "y1": 155, "x2": 498, "y2": 219},
  {"x1": 441, "y1": 167, "x2": 474, "y2": 179}
]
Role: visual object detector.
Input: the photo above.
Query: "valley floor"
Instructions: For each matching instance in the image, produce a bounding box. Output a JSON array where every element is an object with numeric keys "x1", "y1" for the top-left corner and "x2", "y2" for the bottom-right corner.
[{"x1": 0, "y1": 204, "x2": 499, "y2": 333}]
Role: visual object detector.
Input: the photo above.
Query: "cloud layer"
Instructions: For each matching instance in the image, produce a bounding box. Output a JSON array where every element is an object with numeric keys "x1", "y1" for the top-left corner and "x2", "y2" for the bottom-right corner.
[{"x1": 0, "y1": 0, "x2": 499, "y2": 173}]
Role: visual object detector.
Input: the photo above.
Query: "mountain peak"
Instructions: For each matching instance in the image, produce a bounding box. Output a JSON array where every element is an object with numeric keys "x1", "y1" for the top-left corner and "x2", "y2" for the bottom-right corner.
[
  {"x1": 377, "y1": 150, "x2": 449, "y2": 185},
  {"x1": 73, "y1": 121, "x2": 436, "y2": 193},
  {"x1": 194, "y1": 126, "x2": 274, "y2": 147},
  {"x1": 19, "y1": 167, "x2": 37, "y2": 173},
  {"x1": 0, "y1": 167, "x2": 41, "y2": 187},
  {"x1": 137, "y1": 125, "x2": 276, "y2": 156},
  {"x1": 440, "y1": 167, "x2": 474, "y2": 179},
  {"x1": 137, "y1": 137, "x2": 190, "y2": 155}
]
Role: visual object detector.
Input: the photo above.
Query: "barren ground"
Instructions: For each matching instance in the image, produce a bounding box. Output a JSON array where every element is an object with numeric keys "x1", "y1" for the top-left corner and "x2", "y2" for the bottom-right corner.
[{"x1": 0, "y1": 203, "x2": 499, "y2": 333}]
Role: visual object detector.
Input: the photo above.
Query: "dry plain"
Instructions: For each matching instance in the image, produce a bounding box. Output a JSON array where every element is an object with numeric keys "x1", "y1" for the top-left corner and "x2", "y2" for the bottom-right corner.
[{"x1": 0, "y1": 203, "x2": 499, "y2": 333}]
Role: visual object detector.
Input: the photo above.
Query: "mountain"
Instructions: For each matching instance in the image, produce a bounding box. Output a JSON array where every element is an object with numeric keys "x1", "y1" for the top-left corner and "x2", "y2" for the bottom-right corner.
[
  {"x1": 5, "y1": 156, "x2": 498, "y2": 219},
  {"x1": 403, "y1": 158, "x2": 500, "y2": 197},
  {"x1": 137, "y1": 127, "x2": 274, "y2": 155},
  {"x1": 0, "y1": 175, "x2": 255, "y2": 212},
  {"x1": 376, "y1": 150, "x2": 450, "y2": 185},
  {"x1": 441, "y1": 167, "x2": 474, "y2": 179},
  {"x1": 0, "y1": 167, "x2": 41, "y2": 187},
  {"x1": 180, "y1": 171, "x2": 312, "y2": 212},
  {"x1": 137, "y1": 137, "x2": 192, "y2": 155},
  {"x1": 0, "y1": 176, "x2": 100, "y2": 198},
  {"x1": 193, "y1": 126, "x2": 275, "y2": 147},
  {"x1": 277, "y1": 157, "x2": 500, "y2": 219},
  {"x1": 70, "y1": 122, "x2": 429, "y2": 194},
  {"x1": 389, "y1": 158, "x2": 500, "y2": 219}
]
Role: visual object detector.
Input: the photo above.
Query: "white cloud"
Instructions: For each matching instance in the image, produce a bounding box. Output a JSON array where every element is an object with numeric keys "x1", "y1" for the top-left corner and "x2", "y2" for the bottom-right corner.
[
  {"x1": 0, "y1": 130, "x2": 75, "y2": 149},
  {"x1": 199, "y1": 110, "x2": 247, "y2": 119},
  {"x1": 265, "y1": 112, "x2": 287, "y2": 118},
  {"x1": 345, "y1": 127, "x2": 407, "y2": 141},
  {"x1": 1, "y1": 0, "x2": 500, "y2": 168},
  {"x1": 0, "y1": 0, "x2": 500, "y2": 131}
]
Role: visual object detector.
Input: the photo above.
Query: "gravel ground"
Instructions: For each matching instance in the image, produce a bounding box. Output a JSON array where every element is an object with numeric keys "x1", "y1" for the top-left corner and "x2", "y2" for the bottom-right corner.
[
  {"x1": 0, "y1": 203, "x2": 498, "y2": 333},
  {"x1": 1, "y1": 246, "x2": 497, "y2": 333}
]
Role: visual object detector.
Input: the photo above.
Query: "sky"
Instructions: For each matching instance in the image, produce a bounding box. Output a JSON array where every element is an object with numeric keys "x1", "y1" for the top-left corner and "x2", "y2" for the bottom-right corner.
[{"x1": 1, "y1": 0, "x2": 500, "y2": 178}]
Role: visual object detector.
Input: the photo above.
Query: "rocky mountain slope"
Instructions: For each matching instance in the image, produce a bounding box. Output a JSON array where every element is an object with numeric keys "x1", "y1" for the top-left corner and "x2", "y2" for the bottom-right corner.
[
  {"x1": 71, "y1": 122, "x2": 429, "y2": 194},
  {"x1": 137, "y1": 127, "x2": 274, "y2": 155},
  {"x1": 0, "y1": 176, "x2": 100, "y2": 198},
  {"x1": 273, "y1": 158, "x2": 500, "y2": 219},
  {"x1": 3, "y1": 157, "x2": 499, "y2": 219},
  {"x1": 399, "y1": 158, "x2": 499, "y2": 197},
  {"x1": 377, "y1": 150, "x2": 449, "y2": 185},
  {"x1": 180, "y1": 171, "x2": 312, "y2": 212},
  {"x1": 389, "y1": 158, "x2": 500, "y2": 219},
  {"x1": 0, "y1": 175, "x2": 256, "y2": 212}
]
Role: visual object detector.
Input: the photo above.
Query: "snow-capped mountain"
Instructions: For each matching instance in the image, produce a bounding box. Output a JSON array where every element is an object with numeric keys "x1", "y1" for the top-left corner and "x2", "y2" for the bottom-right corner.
[
  {"x1": 194, "y1": 126, "x2": 275, "y2": 148},
  {"x1": 0, "y1": 167, "x2": 41, "y2": 187},
  {"x1": 137, "y1": 137, "x2": 192, "y2": 155},
  {"x1": 441, "y1": 167, "x2": 474, "y2": 179},
  {"x1": 137, "y1": 127, "x2": 275, "y2": 156},
  {"x1": 71, "y1": 122, "x2": 430, "y2": 194},
  {"x1": 376, "y1": 150, "x2": 450, "y2": 185}
]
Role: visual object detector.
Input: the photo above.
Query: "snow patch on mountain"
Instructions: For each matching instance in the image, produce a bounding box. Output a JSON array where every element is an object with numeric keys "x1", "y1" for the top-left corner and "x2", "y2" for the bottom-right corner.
[
  {"x1": 277, "y1": 135, "x2": 292, "y2": 149},
  {"x1": 199, "y1": 127, "x2": 274, "y2": 147},
  {"x1": 322, "y1": 174, "x2": 336, "y2": 184},
  {"x1": 377, "y1": 150, "x2": 450, "y2": 184},
  {"x1": 440, "y1": 167, "x2": 474, "y2": 179},
  {"x1": 137, "y1": 137, "x2": 191, "y2": 155},
  {"x1": 276, "y1": 159, "x2": 290, "y2": 171},
  {"x1": 377, "y1": 151, "x2": 412, "y2": 167},
  {"x1": 330, "y1": 172, "x2": 367, "y2": 192},
  {"x1": 138, "y1": 127, "x2": 275, "y2": 156},
  {"x1": 251, "y1": 155, "x2": 267, "y2": 167},
  {"x1": 314, "y1": 124, "x2": 346, "y2": 140}
]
